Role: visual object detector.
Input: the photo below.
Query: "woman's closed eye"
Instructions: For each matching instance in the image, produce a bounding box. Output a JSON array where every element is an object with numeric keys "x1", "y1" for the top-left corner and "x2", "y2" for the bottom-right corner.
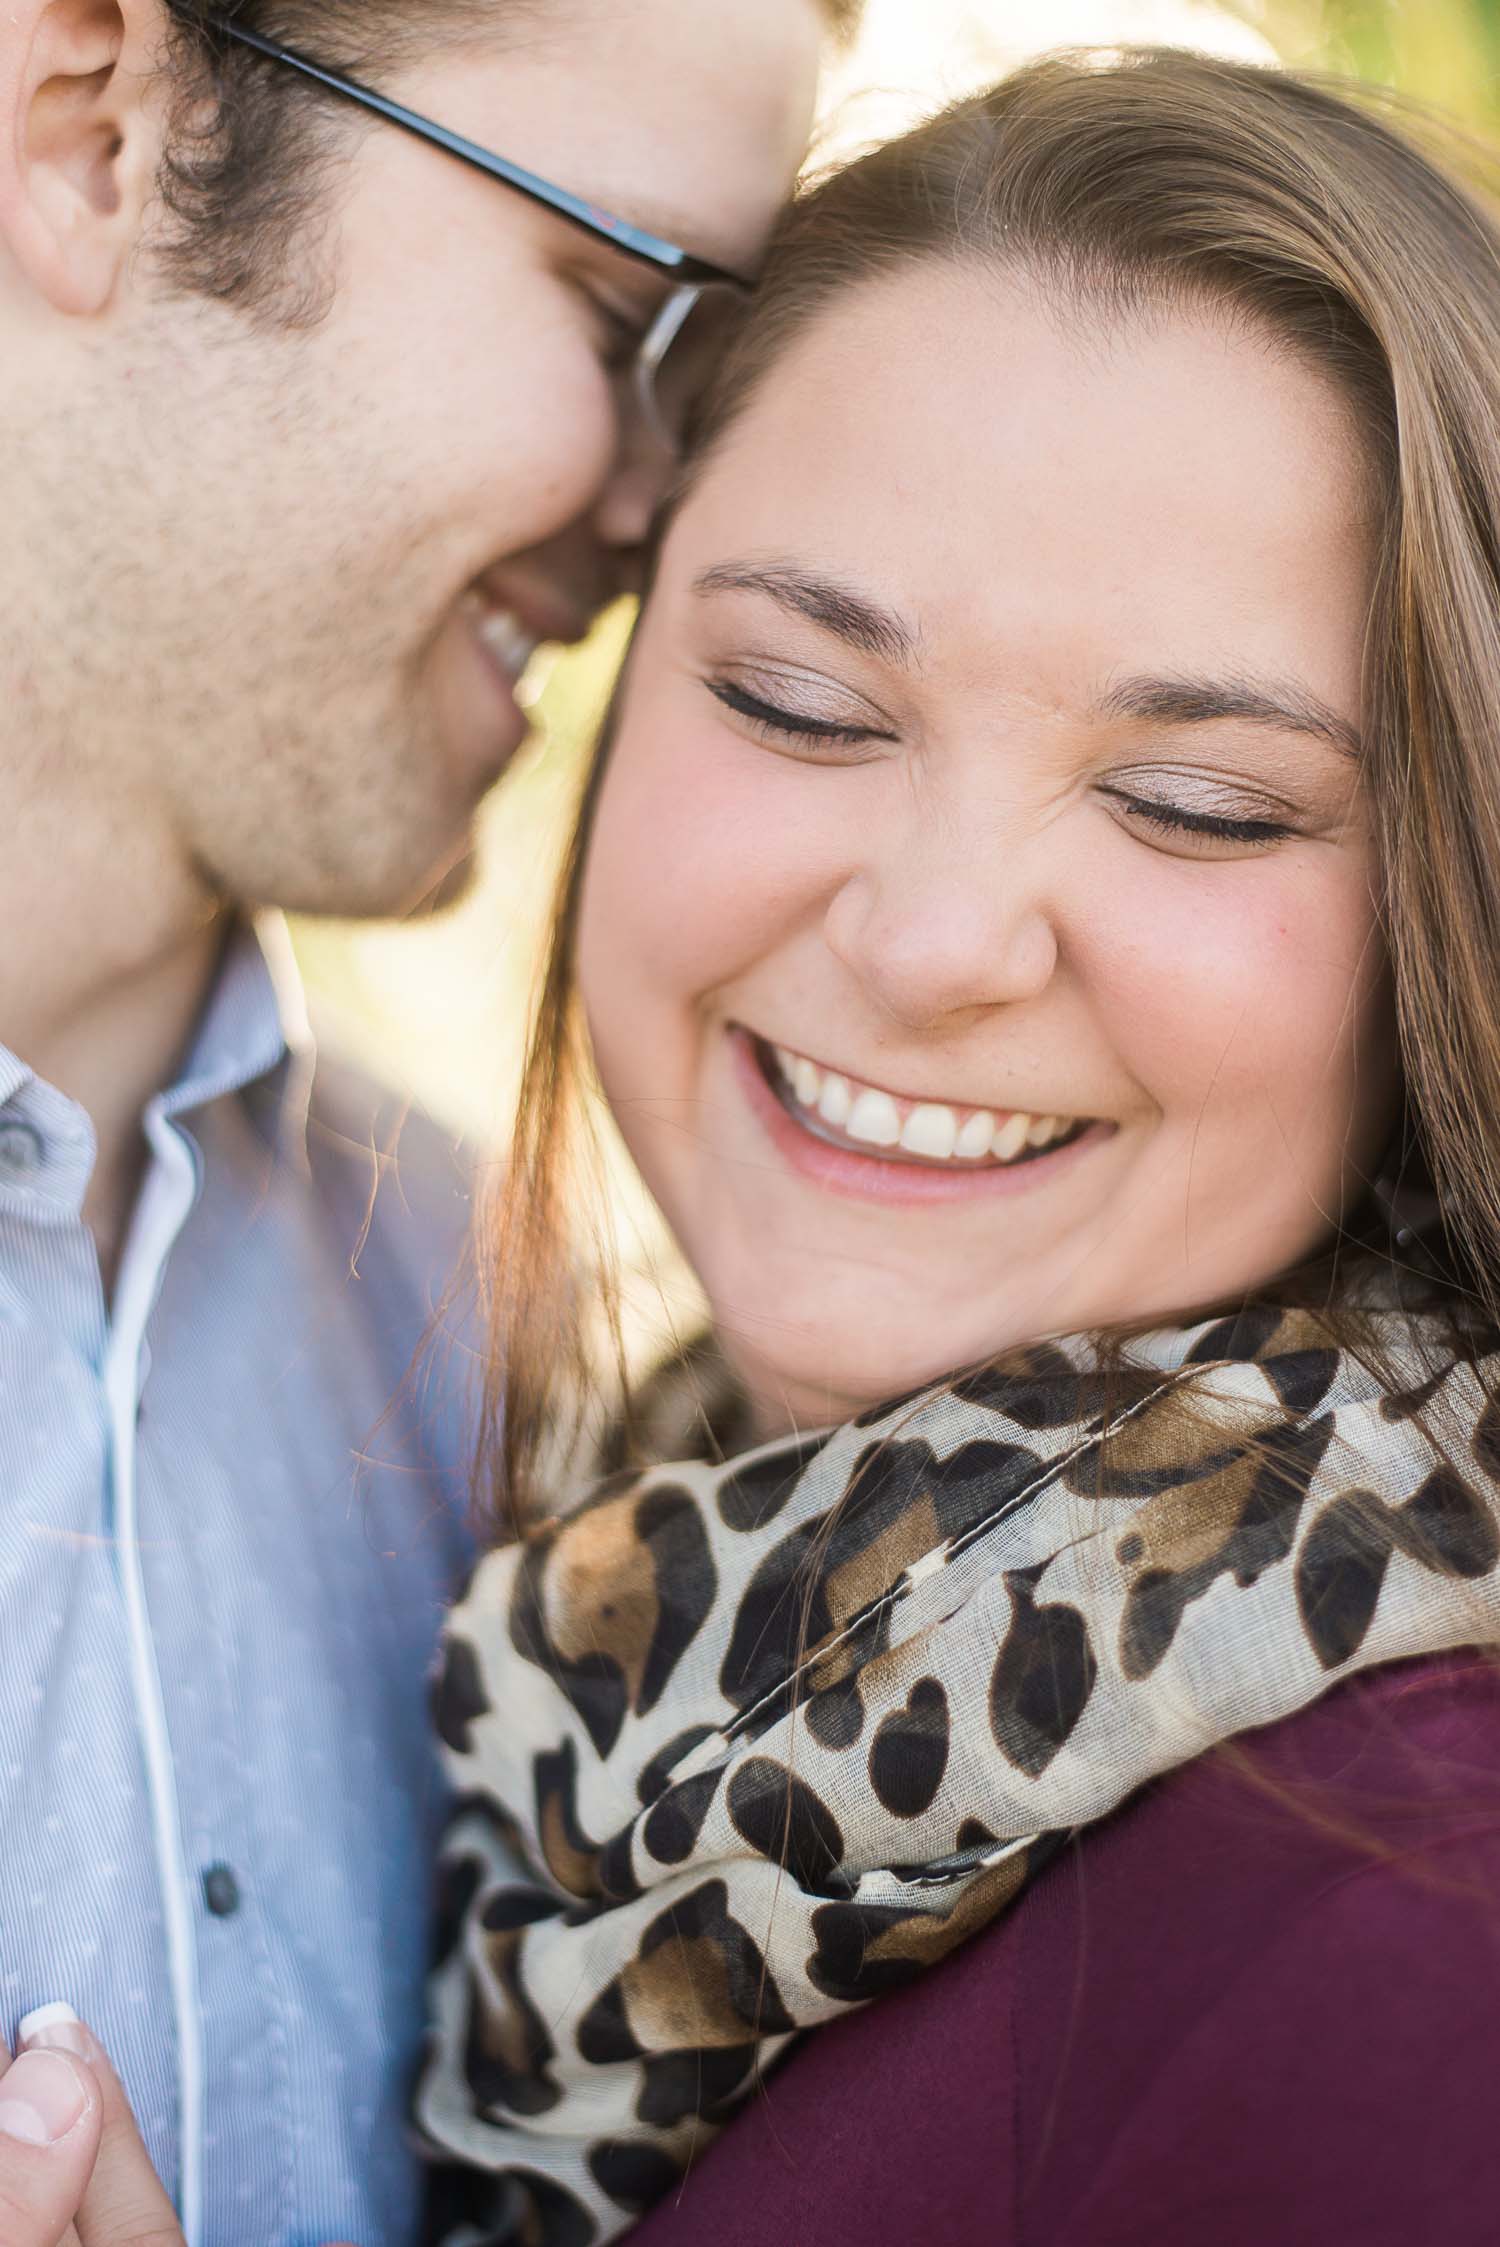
[
  {"x1": 1098, "y1": 779, "x2": 1299, "y2": 854},
  {"x1": 706, "y1": 679, "x2": 1313, "y2": 853},
  {"x1": 706, "y1": 677, "x2": 895, "y2": 754}
]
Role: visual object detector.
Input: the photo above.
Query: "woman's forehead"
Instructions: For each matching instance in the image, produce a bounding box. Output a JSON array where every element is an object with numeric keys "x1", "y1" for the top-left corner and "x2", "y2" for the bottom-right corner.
[{"x1": 669, "y1": 263, "x2": 1374, "y2": 720}]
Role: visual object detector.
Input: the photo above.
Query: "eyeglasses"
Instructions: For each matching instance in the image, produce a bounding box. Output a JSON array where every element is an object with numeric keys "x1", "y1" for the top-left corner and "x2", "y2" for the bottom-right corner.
[{"x1": 183, "y1": 11, "x2": 753, "y2": 449}]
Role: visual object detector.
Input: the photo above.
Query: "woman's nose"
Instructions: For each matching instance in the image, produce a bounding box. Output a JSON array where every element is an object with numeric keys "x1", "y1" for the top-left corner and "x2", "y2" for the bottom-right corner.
[{"x1": 822, "y1": 836, "x2": 1060, "y2": 1030}]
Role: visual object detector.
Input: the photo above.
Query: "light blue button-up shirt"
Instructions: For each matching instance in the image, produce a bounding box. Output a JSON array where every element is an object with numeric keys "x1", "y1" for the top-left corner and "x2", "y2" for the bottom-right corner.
[{"x1": 0, "y1": 921, "x2": 475, "y2": 2246}]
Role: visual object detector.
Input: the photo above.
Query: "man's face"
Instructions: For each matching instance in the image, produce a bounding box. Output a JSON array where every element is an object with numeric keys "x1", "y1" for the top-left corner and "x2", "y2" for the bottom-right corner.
[{"x1": 15, "y1": 0, "x2": 821, "y2": 918}]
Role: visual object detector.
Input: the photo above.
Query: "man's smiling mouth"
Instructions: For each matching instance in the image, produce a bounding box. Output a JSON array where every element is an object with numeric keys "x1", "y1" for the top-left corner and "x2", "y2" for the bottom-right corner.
[{"x1": 752, "y1": 1034, "x2": 1092, "y2": 1169}]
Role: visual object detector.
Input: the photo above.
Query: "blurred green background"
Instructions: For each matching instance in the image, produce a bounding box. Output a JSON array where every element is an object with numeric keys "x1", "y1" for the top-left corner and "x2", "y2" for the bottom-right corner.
[{"x1": 289, "y1": 0, "x2": 1500, "y2": 1148}]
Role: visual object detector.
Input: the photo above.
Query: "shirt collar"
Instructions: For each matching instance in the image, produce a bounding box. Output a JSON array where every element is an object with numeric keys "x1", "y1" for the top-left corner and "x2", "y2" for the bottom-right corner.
[
  {"x1": 0, "y1": 914, "x2": 313, "y2": 1222},
  {"x1": 155, "y1": 915, "x2": 316, "y2": 1174},
  {"x1": 0, "y1": 913, "x2": 305, "y2": 1120},
  {"x1": 0, "y1": 1045, "x2": 34, "y2": 1116},
  {"x1": 157, "y1": 913, "x2": 308, "y2": 1123}
]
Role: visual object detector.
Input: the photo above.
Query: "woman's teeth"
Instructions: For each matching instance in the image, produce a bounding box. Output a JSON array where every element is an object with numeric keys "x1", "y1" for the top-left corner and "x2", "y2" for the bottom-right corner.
[{"x1": 769, "y1": 1044, "x2": 1080, "y2": 1167}]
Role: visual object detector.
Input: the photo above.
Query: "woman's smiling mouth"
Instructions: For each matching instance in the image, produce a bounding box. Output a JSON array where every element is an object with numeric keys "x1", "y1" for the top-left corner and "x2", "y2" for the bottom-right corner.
[
  {"x1": 730, "y1": 1026, "x2": 1108, "y2": 1206},
  {"x1": 766, "y1": 1037, "x2": 1086, "y2": 1165}
]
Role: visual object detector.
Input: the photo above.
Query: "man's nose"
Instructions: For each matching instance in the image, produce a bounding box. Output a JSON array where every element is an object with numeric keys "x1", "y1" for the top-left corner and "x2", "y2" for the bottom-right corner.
[{"x1": 822, "y1": 828, "x2": 1060, "y2": 1031}]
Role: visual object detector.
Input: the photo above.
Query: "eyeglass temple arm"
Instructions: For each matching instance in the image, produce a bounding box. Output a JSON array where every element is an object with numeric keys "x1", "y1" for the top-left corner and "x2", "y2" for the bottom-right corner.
[{"x1": 177, "y1": 8, "x2": 748, "y2": 290}]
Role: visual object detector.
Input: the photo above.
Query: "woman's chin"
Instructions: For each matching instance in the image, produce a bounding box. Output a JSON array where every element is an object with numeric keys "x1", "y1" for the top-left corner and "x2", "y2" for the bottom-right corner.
[{"x1": 723, "y1": 1324, "x2": 1017, "y2": 1438}]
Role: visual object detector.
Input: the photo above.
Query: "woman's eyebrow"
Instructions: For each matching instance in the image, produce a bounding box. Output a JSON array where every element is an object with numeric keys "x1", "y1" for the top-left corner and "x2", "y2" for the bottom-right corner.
[
  {"x1": 685, "y1": 581, "x2": 1361, "y2": 758},
  {"x1": 692, "y1": 562, "x2": 921, "y2": 667},
  {"x1": 1097, "y1": 673, "x2": 1364, "y2": 757}
]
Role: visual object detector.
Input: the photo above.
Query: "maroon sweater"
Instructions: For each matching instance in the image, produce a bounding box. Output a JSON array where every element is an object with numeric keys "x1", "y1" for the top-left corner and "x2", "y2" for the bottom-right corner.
[{"x1": 628, "y1": 1653, "x2": 1500, "y2": 2247}]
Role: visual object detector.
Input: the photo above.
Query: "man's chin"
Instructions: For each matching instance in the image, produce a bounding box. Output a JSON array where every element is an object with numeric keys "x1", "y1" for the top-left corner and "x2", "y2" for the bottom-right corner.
[
  {"x1": 208, "y1": 803, "x2": 486, "y2": 927},
  {"x1": 254, "y1": 841, "x2": 481, "y2": 927}
]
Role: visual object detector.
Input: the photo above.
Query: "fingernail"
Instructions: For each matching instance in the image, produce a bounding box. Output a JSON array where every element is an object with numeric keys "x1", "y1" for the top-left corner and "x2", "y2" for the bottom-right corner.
[
  {"x1": 17, "y1": 2002, "x2": 98, "y2": 2065},
  {"x1": 0, "y1": 2049, "x2": 90, "y2": 2144}
]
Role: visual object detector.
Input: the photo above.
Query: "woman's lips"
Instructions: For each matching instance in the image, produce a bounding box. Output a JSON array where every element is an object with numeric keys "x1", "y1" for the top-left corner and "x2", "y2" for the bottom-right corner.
[{"x1": 729, "y1": 1026, "x2": 1112, "y2": 1207}]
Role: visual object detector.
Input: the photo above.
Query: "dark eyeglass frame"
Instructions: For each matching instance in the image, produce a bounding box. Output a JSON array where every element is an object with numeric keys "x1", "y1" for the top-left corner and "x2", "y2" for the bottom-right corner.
[{"x1": 181, "y1": 10, "x2": 753, "y2": 441}]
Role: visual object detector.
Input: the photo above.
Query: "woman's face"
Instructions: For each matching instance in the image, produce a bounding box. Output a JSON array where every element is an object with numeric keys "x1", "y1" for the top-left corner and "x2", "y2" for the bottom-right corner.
[{"x1": 576, "y1": 263, "x2": 1398, "y2": 1431}]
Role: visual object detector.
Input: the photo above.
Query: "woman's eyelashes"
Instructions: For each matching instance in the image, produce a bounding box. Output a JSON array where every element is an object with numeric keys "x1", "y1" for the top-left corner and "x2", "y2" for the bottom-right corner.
[
  {"x1": 706, "y1": 678, "x2": 891, "y2": 750},
  {"x1": 1099, "y1": 783, "x2": 1299, "y2": 852},
  {"x1": 705, "y1": 678, "x2": 1308, "y2": 850}
]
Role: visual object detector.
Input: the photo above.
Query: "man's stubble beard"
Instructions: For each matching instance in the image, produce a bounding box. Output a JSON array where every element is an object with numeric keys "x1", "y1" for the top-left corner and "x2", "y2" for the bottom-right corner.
[
  {"x1": 177, "y1": 630, "x2": 481, "y2": 921},
  {"x1": 10, "y1": 344, "x2": 489, "y2": 930}
]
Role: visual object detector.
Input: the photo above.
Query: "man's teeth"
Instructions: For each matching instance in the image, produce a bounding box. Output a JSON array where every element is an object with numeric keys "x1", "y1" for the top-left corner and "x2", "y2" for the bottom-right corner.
[
  {"x1": 771, "y1": 1044, "x2": 1078, "y2": 1166},
  {"x1": 476, "y1": 606, "x2": 540, "y2": 682}
]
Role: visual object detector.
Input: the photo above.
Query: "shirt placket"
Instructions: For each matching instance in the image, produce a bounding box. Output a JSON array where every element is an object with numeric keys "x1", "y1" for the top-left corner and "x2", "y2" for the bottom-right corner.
[{"x1": 103, "y1": 1101, "x2": 207, "y2": 2246}]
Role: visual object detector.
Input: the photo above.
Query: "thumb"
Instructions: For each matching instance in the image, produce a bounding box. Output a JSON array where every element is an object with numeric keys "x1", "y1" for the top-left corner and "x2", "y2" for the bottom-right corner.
[
  {"x1": 15, "y1": 2012, "x2": 184, "y2": 2247},
  {"x1": 0, "y1": 2028, "x2": 102, "y2": 2247}
]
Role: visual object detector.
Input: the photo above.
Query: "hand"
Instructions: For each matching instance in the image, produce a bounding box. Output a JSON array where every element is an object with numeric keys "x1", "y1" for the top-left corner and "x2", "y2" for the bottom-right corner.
[
  {"x1": 0, "y1": 2006, "x2": 363, "y2": 2247},
  {"x1": 0, "y1": 2006, "x2": 183, "y2": 2247}
]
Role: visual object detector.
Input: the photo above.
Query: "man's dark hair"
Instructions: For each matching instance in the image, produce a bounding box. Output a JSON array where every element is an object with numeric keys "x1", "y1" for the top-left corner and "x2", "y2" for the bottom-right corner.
[{"x1": 156, "y1": 0, "x2": 864, "y2": 327}]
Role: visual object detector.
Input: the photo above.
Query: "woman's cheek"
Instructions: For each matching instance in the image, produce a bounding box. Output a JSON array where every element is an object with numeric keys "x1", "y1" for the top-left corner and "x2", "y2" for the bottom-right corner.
[
  {"x1": 1091, "y1": 850, "x2": 1390, "y2": 1242},
  {"x1": 584, "y1": 704, "x2": 839, "y2": 1002}
]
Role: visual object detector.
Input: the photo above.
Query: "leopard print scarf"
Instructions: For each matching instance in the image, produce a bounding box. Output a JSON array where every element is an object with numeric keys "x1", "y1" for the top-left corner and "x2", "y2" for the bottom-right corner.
[{"x1": 416, "y1": 1290, "x2": 1500, "y2": 2245}]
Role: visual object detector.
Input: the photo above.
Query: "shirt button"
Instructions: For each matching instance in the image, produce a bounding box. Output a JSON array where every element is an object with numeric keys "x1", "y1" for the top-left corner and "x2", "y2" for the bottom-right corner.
[
  {"x1": 0, "y1": 1119, "x2": 45, "y2": 1180},
  {"x1": 202, "y1": 1864, "x2": 241, "y2": 1918}
]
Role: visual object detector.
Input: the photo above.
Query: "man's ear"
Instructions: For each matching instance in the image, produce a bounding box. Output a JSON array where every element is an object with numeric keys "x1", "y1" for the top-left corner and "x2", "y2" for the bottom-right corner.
[{"x1": 0, "y1": 0, "x2": 168, "y2": 318}]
